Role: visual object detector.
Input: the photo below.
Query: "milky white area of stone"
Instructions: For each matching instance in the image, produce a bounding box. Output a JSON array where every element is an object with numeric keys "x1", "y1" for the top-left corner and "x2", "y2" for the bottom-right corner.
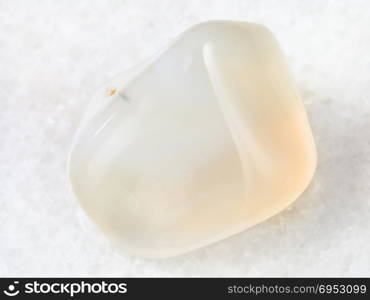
[
  {"x1": 69, "y1": 21, "x2": 316, "y2": 258},
  {"x1": 1, "y1": 0, "x2": 370, "y2": 275}
]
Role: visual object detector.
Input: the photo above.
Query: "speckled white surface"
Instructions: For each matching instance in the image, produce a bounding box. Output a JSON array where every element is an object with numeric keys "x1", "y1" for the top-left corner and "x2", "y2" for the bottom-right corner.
[{"x1": 1, "y1": 0, "x2": 370, "y2": 277}]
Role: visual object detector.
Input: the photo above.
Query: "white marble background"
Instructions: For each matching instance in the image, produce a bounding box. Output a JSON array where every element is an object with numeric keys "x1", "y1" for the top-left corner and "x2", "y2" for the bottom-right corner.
[{"x1": 0, "y1": 0, "x2": 369, "y2": 277}]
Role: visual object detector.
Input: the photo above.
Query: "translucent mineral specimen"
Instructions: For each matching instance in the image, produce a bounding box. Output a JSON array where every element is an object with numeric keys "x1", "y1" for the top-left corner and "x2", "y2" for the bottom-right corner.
[{"x1": 68, "y1": 21, "x2": 317, "y2": 258}]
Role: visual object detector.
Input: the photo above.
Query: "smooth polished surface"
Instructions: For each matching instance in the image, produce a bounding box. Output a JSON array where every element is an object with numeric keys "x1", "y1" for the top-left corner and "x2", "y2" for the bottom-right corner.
[
  {"x1": 1, "y1": 0, "x2": 370, "y2": 275},
  {"x1": 69, "y1": 21, "x2": 316, "y2": 258}
]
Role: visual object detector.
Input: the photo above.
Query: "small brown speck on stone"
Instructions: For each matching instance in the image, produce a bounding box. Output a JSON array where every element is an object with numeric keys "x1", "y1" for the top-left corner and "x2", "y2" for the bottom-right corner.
[{"x1": 107, "y1": 88, "x2": 117, "y2": 96}]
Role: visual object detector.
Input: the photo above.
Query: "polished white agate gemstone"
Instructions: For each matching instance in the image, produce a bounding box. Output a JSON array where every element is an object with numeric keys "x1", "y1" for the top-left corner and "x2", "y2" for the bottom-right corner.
[{"x1": 68, "y1": 21, "x2": 317, "y2": 258}]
